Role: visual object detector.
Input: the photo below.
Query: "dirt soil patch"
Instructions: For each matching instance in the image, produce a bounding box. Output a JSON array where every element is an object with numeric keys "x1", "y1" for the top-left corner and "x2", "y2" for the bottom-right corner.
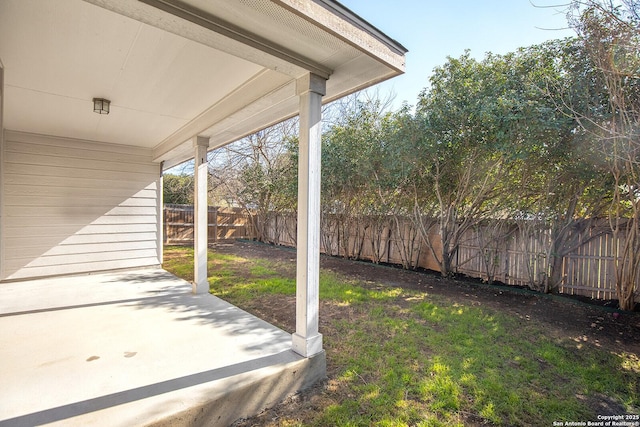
[{"x1": 212, "y1": 240, "x2": 640, "y2": 426}]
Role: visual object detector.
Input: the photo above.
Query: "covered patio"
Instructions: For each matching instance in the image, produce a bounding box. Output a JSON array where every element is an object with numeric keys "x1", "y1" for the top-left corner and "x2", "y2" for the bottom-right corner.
[
  {"x1": 0, "y1": 0, "x2": 405, "y2": 424},
  {"x1": 0, "y1": 267, "x2": 325, "y2": 426}
]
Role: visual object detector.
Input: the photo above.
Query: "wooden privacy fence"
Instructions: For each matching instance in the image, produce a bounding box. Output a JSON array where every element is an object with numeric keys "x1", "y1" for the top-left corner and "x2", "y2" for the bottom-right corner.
[
  {"x1": 259, "y1": 214, "x2": 626, "y2": 301},
  {"x1": 164, "y1": 207, "x2": 630, "y2": 301},
  {"x1": 455, "y1": 220, "x2": 618, "y2": 300},
  {"x1": 163, "y1": 204, "x2": 256, "y2": 244}
]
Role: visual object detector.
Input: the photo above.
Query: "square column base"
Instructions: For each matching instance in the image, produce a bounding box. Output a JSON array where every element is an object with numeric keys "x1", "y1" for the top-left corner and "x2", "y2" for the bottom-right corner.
[
  {"x1": 192, "y1": 279, "x2": 209, "y2": 295},
  {"x1": 292, "y1": 332, "x2": 323, "y2": 358}
]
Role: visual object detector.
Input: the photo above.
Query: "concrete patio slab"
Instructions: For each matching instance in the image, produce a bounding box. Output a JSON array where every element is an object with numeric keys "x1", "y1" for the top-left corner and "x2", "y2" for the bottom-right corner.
[{"x1": 0, "y1": 268, "x2": 325, "y2": 427}]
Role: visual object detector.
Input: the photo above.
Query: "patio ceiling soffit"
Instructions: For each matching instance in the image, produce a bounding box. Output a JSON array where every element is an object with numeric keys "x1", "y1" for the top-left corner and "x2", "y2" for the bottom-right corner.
[
  {"x1": 84, "y1": 0, "x2": 331, "y2": 79},
  {"x1": 82, "y1": 0, "x2": 407, "y2": 169}
]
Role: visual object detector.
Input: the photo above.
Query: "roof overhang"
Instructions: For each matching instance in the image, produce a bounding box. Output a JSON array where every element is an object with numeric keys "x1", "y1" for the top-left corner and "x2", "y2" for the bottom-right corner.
[{"x1": 0, "y1": 0, "x2": 406, "y2": 169}]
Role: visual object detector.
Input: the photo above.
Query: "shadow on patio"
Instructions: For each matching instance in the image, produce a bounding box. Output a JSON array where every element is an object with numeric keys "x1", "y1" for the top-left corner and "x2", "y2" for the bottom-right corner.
[{"x1": 0, "y1": 268, "x2": 325, "y2": 427}]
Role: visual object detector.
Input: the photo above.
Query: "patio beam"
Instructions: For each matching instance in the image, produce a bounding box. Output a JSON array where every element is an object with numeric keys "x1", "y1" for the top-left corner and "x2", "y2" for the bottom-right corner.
[
  {"x1": 292, "y1": 73, "x2": 326, "y2": 358},
  {"x1": 193, "y1": 135, "x2": 209, "y2": 294}
]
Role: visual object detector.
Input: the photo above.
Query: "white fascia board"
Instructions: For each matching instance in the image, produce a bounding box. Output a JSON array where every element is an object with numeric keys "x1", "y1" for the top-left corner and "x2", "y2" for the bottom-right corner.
[{"x1": 273, "y1": 0, "x2": 407, "y2": 73}]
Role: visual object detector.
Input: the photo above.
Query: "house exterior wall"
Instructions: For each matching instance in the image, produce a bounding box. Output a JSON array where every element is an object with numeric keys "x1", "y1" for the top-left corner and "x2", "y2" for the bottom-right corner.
[
  {"x1": 0, "y1": 62, "x2": 4, "y2": 279},
  {"x1": 1, "y1": 130, "x2": 161, "y2": 281}
]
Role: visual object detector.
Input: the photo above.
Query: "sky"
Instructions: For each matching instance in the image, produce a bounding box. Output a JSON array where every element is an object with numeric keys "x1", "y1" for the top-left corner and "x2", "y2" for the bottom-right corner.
[
  {"x1": 339, "y1": 0, "x2": 576, "y2": 109},
  {"x1": 167, "y1": 1, "x2": 576, "y2": 174}
]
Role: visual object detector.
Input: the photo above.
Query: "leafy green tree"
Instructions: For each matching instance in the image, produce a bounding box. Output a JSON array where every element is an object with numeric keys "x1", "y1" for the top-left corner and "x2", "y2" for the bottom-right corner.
[
  {"x1": 320, "y1": 93, "x2": 427, "y2": 267},
  {"x1": 569, "y1": 0, "x2": 640, "y2": 310},
  {"x1": 163, "y1": 173, "x2": 194, "y2": 205},
  {"x1": 411, "y1": 52, "x2": 514, "y2": 277},
  {"x1": 503, "y1": 39, "x2": 612, "y2": 292},
  {"x1": 321, "y1": 96, "x2": 396, "y2": 259},
  {"x1": 408, "y1": 39, "x2": 617, "y2": 288}
]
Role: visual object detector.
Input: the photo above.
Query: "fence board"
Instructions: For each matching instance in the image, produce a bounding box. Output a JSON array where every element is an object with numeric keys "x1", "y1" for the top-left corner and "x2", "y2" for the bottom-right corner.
[{"x1": 163, "y1": 204, "x2": 256, "y2": 244}]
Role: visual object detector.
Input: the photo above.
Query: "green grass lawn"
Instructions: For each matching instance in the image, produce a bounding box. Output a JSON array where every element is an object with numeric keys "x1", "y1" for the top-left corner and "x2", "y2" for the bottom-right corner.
[{"x1": 163, "y1": 245, "x2": 639, "y2": 427}]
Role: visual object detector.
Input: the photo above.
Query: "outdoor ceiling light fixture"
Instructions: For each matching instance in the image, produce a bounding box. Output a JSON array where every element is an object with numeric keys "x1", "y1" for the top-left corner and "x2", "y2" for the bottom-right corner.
[{"x1": 93, "y1": 98, "x2": 110, "y2": 115}]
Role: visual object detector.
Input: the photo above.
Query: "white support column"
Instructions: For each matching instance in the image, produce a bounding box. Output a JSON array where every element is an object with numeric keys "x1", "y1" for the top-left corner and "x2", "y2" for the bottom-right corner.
[
  {"x1": 193, "y1": 135, "x2": 209, "y2": 294},
  {"x1": 158, "y1": 163, "x2": 164, "y2": 266},
  {"x1": 0, "y1": 60, "x2": 4, "y2": 280},
  {"x1": 292, "y1": 73, "x2": 326, "y2": 358}
]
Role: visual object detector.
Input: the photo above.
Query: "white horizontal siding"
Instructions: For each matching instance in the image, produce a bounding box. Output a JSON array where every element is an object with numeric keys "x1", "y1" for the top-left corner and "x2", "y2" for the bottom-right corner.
[
  {"x1": 5, "y1": 195, "x2": 157, "y2": 207},
  {"x1": 1, "y1": 131, "x2": 162, "y2": 281},
  {"x1": 5, "y1": 151, "x2": 159, "y2": 174},
  {"x1": 4, "y1": 173, "x2": 157, "y2": 191},
  {"x1": 3, "y1": 224, "x2": 158, "y2": 239},
  {"x1": 3, "y1": 136, "x2": 154, "y2": 162},
  {"x1": 3, "y1": 161, "x2": 155, "y2": 181},
  {"x1": 4, "y1": 205, "x2": 158, "y2": 218},
  {"x1": 3, "y1": 257, "x2": 162, "y2": 280},
  {"x1": 6, "y1": 232, "x2": 158, "y2": 248},
  {"x1": 5, "y1": 249, "x2": 159, "y2": 269},
  {"x1": 10, "y1": 240, "x2": 158, "y2": 258}
]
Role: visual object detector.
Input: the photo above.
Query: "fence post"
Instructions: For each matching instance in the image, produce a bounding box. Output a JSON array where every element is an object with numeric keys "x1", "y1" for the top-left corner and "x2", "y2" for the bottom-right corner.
[
  {"x1": 213, "y1": 207, "x2": 218, "y2": 243},
  {"x1": 163, "y1": 206, "x2": 167, "y2": 244}
]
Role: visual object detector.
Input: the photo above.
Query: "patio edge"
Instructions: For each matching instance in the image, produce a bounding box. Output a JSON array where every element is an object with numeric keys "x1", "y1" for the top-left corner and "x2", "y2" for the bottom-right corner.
[{"x1": 149, "y1": 350, "x2": 327, "y2": 427}]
